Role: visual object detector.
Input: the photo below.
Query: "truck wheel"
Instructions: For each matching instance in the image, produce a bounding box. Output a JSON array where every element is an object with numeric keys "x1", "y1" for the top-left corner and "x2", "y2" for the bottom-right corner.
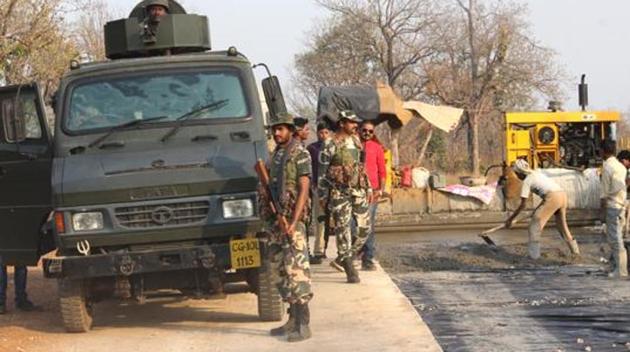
[
  {"x1": 256, "y1": 263, "x2": 285, "y2": 321},
  {"x1": 245, "y1": 269, "x2": 259, "y2": 293},
  {"x1": 58, "y1": 279, "x2": 93, "y2": 333}
]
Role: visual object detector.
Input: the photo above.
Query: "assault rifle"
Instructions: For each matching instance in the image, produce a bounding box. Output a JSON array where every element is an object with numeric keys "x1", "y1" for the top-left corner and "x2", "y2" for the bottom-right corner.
[{"x1": 255, "y1": 159, "x2": 290, "y2": 235}]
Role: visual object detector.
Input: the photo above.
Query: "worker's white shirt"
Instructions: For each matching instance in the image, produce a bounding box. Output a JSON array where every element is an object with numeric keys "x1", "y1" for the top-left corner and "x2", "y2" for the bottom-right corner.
[
  {"x1": 601, "y1": 156, "x2": 627, "y2": 209},
  {"x1": 520, "y1": 171, "x2": 562, "y2": 199}
]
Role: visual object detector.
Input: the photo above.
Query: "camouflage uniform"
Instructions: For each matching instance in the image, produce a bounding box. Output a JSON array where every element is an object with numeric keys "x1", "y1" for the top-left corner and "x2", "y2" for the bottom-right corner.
[
  {"x1": 318, "y1": 134, "x2": 371, "y2": 262},
  {"x1": 259, "y1": 139, "x2": 313, "y2": 304}
]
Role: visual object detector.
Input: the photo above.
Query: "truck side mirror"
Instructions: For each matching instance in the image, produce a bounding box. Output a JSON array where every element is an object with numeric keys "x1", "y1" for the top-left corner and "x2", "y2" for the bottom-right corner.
[
  {"x1": 261, "y1": 76, "x2": 287, "y2": 120},
  {"x1": 1, "y1": 98, "x2": 26, "y2": 143},
  {"x1": 49, "y1": 92, "x2": 58, "y2": 114}
]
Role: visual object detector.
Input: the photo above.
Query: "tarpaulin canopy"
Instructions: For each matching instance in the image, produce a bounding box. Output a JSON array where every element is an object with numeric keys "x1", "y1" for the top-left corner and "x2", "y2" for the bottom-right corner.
[
  {"x1": 317, "y1": 83, "x2": 463, "y2": 132},
  {"x1": 404, "y1": 101, "x2": 463, "y2": 133}
]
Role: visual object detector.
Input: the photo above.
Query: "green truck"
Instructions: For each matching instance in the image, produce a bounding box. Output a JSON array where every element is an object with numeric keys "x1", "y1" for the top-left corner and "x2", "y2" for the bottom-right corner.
[{"x1": 0, "y1": 0, "x2": 286, "y2": 332}]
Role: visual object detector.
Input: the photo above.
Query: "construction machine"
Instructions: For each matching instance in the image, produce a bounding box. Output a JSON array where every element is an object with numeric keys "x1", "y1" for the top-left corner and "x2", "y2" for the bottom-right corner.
[{"x1": 505, "y1": 75, "x2": 620, "y2": 169}]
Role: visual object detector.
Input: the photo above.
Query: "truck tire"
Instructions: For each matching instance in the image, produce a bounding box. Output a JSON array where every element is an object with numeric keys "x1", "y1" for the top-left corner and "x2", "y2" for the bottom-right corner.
[
  {"x1": 245, "y1": 269, "x2": 259, "y2": 293},
  {"x1": 256, "y1": 263, "x2": 284, "y2": 322},
  {"x1": 58, "y1": 279, "x2": 93, "y2": 333}
]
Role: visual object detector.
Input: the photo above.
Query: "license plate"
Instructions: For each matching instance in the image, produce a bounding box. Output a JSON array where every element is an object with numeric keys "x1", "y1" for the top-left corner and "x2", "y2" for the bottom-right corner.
[{"x1": 230, "y1": 238, "x2": 261, "y2": 269}]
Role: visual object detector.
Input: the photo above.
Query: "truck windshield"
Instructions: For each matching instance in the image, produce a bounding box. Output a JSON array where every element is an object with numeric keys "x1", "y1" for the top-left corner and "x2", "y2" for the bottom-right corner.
[{"x1": 65, "y1": 70, "x2": 249, "y2": 132}]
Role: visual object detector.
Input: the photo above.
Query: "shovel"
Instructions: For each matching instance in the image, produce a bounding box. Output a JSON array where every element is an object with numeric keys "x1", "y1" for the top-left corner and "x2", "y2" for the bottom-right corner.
[{"x1": 478, "y1": 214, "x2": 530, "y2": 247}]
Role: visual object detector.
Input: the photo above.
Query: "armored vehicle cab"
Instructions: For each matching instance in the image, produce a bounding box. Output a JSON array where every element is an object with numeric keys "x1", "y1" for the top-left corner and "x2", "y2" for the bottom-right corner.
[{"x1": 0, "y1": 0, "x2": 285, "y2": 332}]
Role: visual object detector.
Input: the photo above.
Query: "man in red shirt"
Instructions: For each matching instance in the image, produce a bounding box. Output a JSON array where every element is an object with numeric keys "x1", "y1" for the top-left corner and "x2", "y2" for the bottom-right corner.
[{"x1": 359, "y1": 121, "x2": 386, "y2": 270}]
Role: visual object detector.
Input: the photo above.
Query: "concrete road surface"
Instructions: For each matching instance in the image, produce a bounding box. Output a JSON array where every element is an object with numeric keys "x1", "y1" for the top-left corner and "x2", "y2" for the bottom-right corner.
[{"x1": 0, "y1": 258, "x2": 441, "y2": 352}]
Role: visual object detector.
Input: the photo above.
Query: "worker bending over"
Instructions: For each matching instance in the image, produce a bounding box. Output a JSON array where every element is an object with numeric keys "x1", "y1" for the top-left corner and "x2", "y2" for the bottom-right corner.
[{"x1": 505, "y1": 159, "x2": 580, "y2": 259}]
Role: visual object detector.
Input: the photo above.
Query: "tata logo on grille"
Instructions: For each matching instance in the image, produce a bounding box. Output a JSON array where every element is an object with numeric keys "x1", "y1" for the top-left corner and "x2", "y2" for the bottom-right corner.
[{"x1": 151, "y1": 206, "x2": 175, "y2": 225}]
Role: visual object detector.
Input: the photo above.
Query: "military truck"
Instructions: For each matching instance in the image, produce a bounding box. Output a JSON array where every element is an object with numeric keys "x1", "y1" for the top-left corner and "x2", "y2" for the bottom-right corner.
[{"x1": 0, "y1": 0, "x2": 287, "y2": 332}]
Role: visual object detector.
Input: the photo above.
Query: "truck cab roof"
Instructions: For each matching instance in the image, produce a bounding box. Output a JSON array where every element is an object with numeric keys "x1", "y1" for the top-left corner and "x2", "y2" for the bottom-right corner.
[{"x1": 67, "y1": 50, "x2": 251, "y2": 78}]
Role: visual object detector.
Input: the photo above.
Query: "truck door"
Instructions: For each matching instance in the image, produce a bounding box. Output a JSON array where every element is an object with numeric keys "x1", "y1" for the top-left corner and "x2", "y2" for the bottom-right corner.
[{"x1": 0, "y1": 83, "x2": 53, "y2": 265}]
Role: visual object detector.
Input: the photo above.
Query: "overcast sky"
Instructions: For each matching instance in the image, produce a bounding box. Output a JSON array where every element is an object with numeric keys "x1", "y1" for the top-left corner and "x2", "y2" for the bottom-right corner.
[{"x1": 108, "y1": 0, "x2": 630, "y2": 111}]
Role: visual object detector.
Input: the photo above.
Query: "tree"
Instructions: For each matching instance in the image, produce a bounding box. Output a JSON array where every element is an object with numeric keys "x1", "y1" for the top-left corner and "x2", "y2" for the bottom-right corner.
[
  {"x1": 423, "y1": 0, "x2": 564, "y2": 175},
  {"x1": 0, "y1": 0, "x2": 78, "y2": 98},
  {"x1": 292, "y1": 0, "x2": 565, "y2": 173},
  {"x1": 72, "y1": 0, "x2": 117, "y2": 61},
  {"x1": 292, "y1": 0, "x2": 443, "y2": 166}
]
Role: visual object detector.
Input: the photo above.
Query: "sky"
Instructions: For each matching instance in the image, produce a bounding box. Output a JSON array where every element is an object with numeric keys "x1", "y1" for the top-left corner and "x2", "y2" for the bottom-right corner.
[{"x1": 107, "y1": 0, "x2": 630, "y2": 112}]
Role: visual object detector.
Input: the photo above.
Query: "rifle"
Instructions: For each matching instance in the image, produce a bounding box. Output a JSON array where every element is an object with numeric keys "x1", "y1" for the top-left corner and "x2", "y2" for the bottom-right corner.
[{"x1": 255, "y1": 159, "x2": 290, "y2": 235}]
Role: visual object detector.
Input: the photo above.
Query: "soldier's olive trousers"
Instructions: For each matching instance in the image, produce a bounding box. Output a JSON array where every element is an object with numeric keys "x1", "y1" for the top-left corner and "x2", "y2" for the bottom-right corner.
[
  {"x1": 269, "y1": 223, "x2": 313, "y2": 304},
  {"x1": 329, "y1": 188, "x2": 370, "y2": 262},
  {"x1": 311, "y1": 192, "x2": 327, "y2": 256}
]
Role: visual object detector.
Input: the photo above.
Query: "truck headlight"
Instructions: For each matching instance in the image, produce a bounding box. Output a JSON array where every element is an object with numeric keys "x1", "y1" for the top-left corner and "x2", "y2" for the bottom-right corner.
[
  {"x1": 72, "y1": 212, "x2": 104, "y2": 231},
  {"x1": 222, "y1": 199, "x2": 254, "y2": 219}
]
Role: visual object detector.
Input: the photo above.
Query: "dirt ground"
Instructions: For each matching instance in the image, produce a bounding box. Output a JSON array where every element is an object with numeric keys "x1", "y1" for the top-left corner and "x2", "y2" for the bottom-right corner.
[
  {"x1": 0, "y1": 266, "x2": 58, "y2": 352},
  {"x1": 0, "y1": 239, "x2": 440, "y2": 352},
  {"x1": 379, "y1": 227, "x2": 611, "y2": 274}
]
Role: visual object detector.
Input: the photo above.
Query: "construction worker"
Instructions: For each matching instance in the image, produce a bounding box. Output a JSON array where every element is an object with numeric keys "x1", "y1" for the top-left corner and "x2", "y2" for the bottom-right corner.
[
  {"x1": 259, "y1": 112, "x2": 313, "y2": 341},
  {"x1": 318, "y1": 110, "x2": 372, "y2": 283},
  {"x1": 505, "y1": 159, "x2": 580, "y2": 259},
  {"x1": 600, "y1": 140, "x2": 628, "y2": 277},
  {"x1": 616, "y1": 150, "x2": 630, "y2": 239}
]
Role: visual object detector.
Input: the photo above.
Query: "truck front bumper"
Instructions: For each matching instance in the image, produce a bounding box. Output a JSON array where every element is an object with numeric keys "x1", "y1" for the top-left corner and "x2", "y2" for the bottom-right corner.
[{"x1": 43, "y1": 240, "x2": 267, "y2": 280}]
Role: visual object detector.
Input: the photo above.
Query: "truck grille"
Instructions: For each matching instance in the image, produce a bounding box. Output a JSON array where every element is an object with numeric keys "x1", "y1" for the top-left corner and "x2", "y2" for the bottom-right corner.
[{"x1": 115, "y1": 201, "x2": 210, "y2": 228}]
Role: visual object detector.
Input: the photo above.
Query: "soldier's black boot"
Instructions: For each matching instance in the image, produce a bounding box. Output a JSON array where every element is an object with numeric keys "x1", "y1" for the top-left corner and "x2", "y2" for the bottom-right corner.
[
  {"x1": 16, "y1": 299, "x2": 36, "y2": 312},
  {"x1": 288, "y1": 303, "x2": 312, "y2": 342},
  {"x1": 343, "y1": 257, "x2": 360, "y2": 283},
  {"x1": 270, "y1": 304, "x2": 296, "y2": 336}
]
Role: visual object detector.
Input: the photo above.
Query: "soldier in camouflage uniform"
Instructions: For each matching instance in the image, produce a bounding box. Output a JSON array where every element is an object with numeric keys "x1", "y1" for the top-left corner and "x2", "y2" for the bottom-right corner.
[
  {"x1": 318, "y1": 110, "x2": 372, "y2": 283},
  {"x1": 258, "y1": 112, "x2": 313, "y2": 342},
  {"x1": 146, "y1": 0, "x2": 169, "y2": 17}
]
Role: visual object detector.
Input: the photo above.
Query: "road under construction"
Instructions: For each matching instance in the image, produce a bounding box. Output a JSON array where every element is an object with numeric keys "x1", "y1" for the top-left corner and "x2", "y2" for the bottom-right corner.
[{"x1": 2, "y1": 226, "x2": 629, "y2": 352}]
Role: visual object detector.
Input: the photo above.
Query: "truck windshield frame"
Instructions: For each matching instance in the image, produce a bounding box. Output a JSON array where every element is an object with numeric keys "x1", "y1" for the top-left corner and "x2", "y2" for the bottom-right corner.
[{"x1": 62, "y1": 67, "x2": 251, "y2": 135}]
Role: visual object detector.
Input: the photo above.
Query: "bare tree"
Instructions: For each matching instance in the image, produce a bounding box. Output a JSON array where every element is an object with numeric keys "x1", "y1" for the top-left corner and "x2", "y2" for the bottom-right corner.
[
  {"x1": 422, "y1": 0, "x2": 564, "y2": 174},
  {"x1": 72, "y1": 0, "x2": 117, "y2": 61},
  {"x1": 293, "y1": 0, "x2": 444, "y2": 166},
  {"x1": 289, "y1": 17, "x2": 376, "y2": 116}
]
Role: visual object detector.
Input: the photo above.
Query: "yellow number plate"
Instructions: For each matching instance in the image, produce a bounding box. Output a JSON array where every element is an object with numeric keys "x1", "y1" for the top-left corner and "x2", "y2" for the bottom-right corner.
[{"x1": 230, "y1": 238, "x2": 261, "y2": 269}]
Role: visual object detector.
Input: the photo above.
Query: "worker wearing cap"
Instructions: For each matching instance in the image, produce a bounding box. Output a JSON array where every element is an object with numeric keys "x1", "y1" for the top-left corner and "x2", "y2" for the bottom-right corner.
[
  {"x1": 258, "y1": 112, "x2": 313, "y2": 341},
  {"x1": 505, "y1": 159, "x2": 580, "y2": 259},
  {"x1": 146, "y1": 0, "x2": 169, "y2": 17},
  {"x1": 317, "y1": 110, "x2": 372, "y2": 283}
]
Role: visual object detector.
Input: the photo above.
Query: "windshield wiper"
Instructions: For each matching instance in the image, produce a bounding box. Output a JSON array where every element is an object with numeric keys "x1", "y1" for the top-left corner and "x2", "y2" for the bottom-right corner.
[
  {"x1": 88, "y1": 115, "x2": 170, "y2": 149},
  {"x1": 160, "y1": 99, "x2": 230, "y2": 142}
]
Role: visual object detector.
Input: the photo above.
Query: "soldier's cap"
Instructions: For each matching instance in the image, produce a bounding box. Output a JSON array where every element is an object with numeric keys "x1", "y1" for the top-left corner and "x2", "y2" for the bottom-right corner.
[
  {"x1": 294, "y1": 117, "x2": 309, "y2": 130},
  {"x1": 338, "y1": 110, "x2": 361, "y2": 123},
  {"x1": 146, "y1": 0, "x2": 170, "y2": 10},
  {"x1": 270, "y1": 112, "x2": 295, "y2": 128}
]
